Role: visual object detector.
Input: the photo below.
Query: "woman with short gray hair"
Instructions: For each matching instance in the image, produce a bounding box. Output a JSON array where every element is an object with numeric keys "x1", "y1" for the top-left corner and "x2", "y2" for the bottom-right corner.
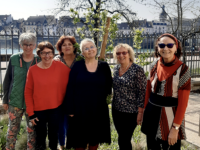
[
  {"x1": 3, "y1": 32, "x2": 39, "y2": 150},
  {"x1": 19, "y1": 32, "x2": 37, "y2": 46},
  {"x1": 64, "y1": 38, "x2": 112, "y2": 150}
]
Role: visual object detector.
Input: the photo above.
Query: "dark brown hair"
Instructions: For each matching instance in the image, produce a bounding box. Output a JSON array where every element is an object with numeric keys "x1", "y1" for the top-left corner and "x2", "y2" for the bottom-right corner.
[
  {"x1": 36, "y1": 41, "x2": 55, "y2": 57},
  {"x1": 55, "y1": 36, "x2": 77, "y2": 56},
  {"x1": 154, "y1": 34, "x2": 182, "y2": 59}
]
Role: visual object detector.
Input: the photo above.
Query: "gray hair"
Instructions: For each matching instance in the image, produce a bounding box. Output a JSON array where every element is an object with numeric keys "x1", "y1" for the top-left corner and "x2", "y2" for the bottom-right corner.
[
  {"x1": 113, "y1": 43, "x2": 135, "y2": 63},
  {"x1": 19, "y1": 33, "x2": 37, "y2": 46},
  {"x1": 80, "y1": 38, "x2": 96, "y2": 51}
]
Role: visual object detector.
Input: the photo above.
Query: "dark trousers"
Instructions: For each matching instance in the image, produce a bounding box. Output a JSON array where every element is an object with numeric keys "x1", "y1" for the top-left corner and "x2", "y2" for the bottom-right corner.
[
  {"x1": 58, "y1": 113, "x2": 68, "y2": 146},
  {"x1": 112, "y1": 108, "x2": 137, "y2": 150},
  {"x1": 147, "y1": 135, "x2": 181, "y2": 150},
  {"x1": 34, "y1": 106, "x2": 61, "y2": 150}
]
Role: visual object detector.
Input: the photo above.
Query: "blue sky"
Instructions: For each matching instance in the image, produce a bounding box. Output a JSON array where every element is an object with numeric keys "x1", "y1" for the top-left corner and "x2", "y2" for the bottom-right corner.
[{"x1": 0, "y1": 0, "x2": 196, "y2": 21}]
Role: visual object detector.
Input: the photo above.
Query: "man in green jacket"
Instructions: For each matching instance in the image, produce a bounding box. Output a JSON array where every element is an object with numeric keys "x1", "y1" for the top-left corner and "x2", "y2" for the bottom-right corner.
[{"x1": 3, "y1": 33, "x2": 40, "y2": 150}]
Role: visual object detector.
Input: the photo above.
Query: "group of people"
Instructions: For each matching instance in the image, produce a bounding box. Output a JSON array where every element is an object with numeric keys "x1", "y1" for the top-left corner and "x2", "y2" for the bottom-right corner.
[{"x1": 2, "y1": 32, "x2": 191, "y2": 150}]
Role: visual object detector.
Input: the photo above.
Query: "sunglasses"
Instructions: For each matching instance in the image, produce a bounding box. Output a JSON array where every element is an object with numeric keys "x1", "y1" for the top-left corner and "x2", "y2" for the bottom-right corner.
[
  {"x1": 116, "y1": 51, "x2": 128, "y2": 56},
  {"x1": 158, "y1": 43, "x2": 175, "y2": 48}
]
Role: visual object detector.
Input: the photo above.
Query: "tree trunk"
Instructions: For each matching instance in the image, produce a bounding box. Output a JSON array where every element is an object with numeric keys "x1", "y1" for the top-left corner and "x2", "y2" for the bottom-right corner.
[
  {"x1": 182, "y1": 38, "x2": 186, "y2": 64},
  {"x1": 94, "y1": 0, "x2": 101, "y2": 53},
  {"x1": 180, "y1": 0, "x2": 183, "y2": 33}
]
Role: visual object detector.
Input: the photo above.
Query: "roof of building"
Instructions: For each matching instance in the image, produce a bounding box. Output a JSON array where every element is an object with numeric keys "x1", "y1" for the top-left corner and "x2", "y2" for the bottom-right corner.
[
  {"x1": 25, "y1": 15, "x2": 56, "y2": 25},
  {"x1": 159, "y1": 5, "x2": 167, "y2": 19},
  {"x1": 118, "y1": 20, "x2": 153, "y2": 29},
  {"x1": 0, "y1": 15, "x2": 11, "y2": 21}
]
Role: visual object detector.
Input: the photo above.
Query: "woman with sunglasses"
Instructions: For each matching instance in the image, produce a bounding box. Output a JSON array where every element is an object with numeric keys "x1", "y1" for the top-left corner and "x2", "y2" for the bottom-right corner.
[
  {"x1": 141, "y1": 33, "x2": 191, "y2": 150},
  {"x1": 64, "y1": 38, "x2": 112, "y2": 150},
  {"x1": 112, "y1": 43, "x2": 146, "y2": 150}
]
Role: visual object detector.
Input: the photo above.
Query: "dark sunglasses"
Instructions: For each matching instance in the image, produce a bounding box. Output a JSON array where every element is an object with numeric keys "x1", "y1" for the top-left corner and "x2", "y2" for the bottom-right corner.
[
  {"x1": 158, "y1": 43, "x2": 175, "y2": 48},
  {"x1": 116, "y1": 51, "x2": 128, "y2": 56}
]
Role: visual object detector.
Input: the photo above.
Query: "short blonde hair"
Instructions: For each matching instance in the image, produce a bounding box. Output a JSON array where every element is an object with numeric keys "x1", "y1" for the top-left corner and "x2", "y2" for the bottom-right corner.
[{"x1": 113, "y1": 43, "x2": 135, "y2": 63}]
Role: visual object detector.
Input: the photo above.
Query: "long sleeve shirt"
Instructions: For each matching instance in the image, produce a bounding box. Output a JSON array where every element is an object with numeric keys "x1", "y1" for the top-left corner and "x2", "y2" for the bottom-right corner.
[
  {"x1": 112, "y1": 63, "x2": 147, "y2": 113},
  {"x1": 24, "y1": 60, "x2": 70, "y2": 118},
  {"x1": 144, "y1": 57, "x2": 191, "y2": 125}
]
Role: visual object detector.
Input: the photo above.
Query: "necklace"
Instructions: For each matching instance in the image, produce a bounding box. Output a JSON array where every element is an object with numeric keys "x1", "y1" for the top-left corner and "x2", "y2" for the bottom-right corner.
[{"x1": 120, "y1": 63, "x2": 130, "y2": 75}]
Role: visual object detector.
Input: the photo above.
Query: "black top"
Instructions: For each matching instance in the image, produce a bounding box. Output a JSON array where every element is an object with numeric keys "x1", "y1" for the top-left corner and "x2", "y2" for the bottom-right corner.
[
  {"x1": 112, "y1": 63, "x2": 147, "y2": 113},
  {"x1": 54, "y1": 54, "x2": 77, "y2": 69},
  {"x1": 64, "y1": 60, "x2": 112, "y2": 148}
]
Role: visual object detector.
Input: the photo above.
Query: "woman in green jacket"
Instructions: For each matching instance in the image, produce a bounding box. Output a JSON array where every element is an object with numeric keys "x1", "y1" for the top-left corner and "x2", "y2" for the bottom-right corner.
[{"x1": 3, "y1": 33, "x2": 40, "y2": 150}]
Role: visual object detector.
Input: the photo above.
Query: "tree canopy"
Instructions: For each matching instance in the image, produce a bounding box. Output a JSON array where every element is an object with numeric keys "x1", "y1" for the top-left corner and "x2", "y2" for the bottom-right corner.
[{"x1": 54, "y1": 0, "x2": 137, "y2": 26}]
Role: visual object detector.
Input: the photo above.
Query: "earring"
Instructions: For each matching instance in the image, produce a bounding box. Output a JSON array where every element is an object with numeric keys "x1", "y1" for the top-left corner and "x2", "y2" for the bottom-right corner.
[{"x1": 175, "y1": 51, "x2": 177, "y2": 54}]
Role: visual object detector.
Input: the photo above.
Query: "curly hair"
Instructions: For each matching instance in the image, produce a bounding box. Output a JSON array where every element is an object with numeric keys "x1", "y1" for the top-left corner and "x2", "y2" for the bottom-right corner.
[
  {"x1": 154, "y1": 34, "x2": 182, "y2": 59},
  {"x1": 55, "y1": 35, "x2": 77, "y2": 56},
  {"x1": 36, "y1": 41, "x2": 54, "y2": 57},
  {"x1": 113, "y1": 43, "x2": 135, "y2": 63}
]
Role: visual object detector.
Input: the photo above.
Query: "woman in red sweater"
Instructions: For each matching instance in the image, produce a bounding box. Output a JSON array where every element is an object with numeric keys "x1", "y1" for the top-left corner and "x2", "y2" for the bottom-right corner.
[
  {"x1": 141, "y1": 33, "x2": 191, "y2": 150},
  {"x1": 25, "y1": 41, "x2": 70, "y2": 150}
]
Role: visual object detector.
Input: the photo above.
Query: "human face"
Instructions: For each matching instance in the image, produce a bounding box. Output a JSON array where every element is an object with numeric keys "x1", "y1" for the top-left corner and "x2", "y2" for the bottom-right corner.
[
  {"x1": 21, "y1": 41, "x2": 36, "y2": 56},
  {"x1": 82, "y1": 42, "x2": 97, "y2": 59},
  {"x1": 61, "y1": 39, "x2": 75, "y2": 55},
  {"x1": 40, "y1": 48, "x2": 54, "y2": 64},
  {"x1": 158, "y1": 36, "x2": 177, "y2": 63},
  {"x1": 116, "y1": 47, "x2": 130, "y2": 65}
]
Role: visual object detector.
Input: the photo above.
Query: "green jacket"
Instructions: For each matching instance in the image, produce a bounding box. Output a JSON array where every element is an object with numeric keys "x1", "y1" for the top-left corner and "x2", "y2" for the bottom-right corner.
[{"x1": 3, "y1": 53, "x2": 40, "y2": 109}]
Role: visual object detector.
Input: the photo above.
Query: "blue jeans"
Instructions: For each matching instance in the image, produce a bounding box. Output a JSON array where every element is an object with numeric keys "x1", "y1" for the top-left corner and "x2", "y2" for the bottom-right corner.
[{"x1": 58, "y1": 113, "x2": 68, "y2": 146}]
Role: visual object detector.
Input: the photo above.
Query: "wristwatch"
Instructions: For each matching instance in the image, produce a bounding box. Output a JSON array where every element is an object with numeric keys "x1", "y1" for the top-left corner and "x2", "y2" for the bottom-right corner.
[{"x1": 172, "y1": 125, "x2": 179, "y2": 130}]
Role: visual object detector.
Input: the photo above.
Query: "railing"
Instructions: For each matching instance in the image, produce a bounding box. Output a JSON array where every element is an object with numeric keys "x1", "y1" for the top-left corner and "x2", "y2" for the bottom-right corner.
[{"x1": 0, "y1": 30, "x2": 200, "y2": 98}]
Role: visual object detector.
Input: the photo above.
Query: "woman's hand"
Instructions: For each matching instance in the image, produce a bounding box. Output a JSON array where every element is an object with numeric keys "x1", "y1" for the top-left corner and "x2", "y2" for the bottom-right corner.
[
  {"x1": 54, "y1": 57, "x2": 60, "y2": 61},
  {"x1": 3, "y1": 104, "x2": 9, "y2": 111},
  {"x1": 168, "y1": 127, "x2": 179, "y2": 145},
  {"x1": 137, "y1": 113, "x2": 143, "y2": 125},
  {"x1": 30, "y1": 118, "x2": 39, "y2": 126},
  {"x1": 69, "y1": 115, "x2": 74, "y2": 117},
  {"x1": 137, "y1": 107, "x2": 144, "y2": 125}
]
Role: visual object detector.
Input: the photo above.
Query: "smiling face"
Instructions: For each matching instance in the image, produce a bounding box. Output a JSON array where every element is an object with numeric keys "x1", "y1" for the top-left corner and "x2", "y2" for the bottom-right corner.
[
  {"x1": 116, "y1": 47, "x2": 130, "y2": 65},
  {"x1": 40, "y1": 48, "x2": 54, "y2": 64},
  {"x1": 82, "y1": 41, "x2": 97, "y2": 59},
  {"x1": 21, "y1": 41, "x2": 36, "y2": 55},
  {"x1": 158, "y1": 36, "x2": 177, "y2": 63},
  {"x1": 61, "y1": 39, "x2": 75, "y2": 55}
]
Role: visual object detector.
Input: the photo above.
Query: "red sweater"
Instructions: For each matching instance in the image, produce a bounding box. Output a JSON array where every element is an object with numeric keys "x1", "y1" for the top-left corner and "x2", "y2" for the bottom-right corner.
[{"x1": 25, "y1": 60, "x2": 70, "y2": 117}]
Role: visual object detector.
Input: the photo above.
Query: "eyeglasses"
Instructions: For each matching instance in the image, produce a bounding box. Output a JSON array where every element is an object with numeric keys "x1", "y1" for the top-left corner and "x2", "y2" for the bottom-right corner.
[
  {"x1": 23, "y1": 44, "x2": 34, "y2": 48},
  {"x1": 116, "y1": 51, "x2": 128, "y2": 56},
  {"x1": 158, "y1": 43, "x2": 175, "y2": 48},
  {"x1": 83, "y1": 46, "x2": 95, "y2": 51},
  {"x1": 40, "y1": 51, "x2": 53, "y2": 56}
]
